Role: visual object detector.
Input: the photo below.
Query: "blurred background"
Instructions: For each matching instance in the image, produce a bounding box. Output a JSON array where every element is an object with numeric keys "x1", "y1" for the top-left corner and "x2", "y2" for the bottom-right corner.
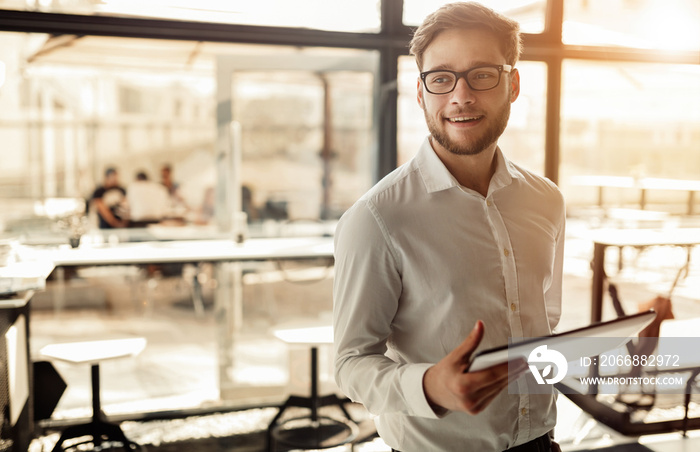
[{"x1": 0, "y1": 0, "x2": 698, "y2": 450}]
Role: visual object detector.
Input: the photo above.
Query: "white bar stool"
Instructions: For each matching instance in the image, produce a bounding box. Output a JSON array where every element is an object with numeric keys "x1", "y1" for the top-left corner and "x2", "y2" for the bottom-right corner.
[
  {"x1": 266, "y1": 325, "x2": 358, "y2": 451},
  {"x1": 40, "y1": 337, "x2": 147, "y2": 452}
]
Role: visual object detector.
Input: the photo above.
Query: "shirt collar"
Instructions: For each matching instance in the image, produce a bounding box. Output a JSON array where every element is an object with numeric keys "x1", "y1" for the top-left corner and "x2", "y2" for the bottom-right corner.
[{"x1": 415, "y1": 136, "x2": 524, "y2": 194}]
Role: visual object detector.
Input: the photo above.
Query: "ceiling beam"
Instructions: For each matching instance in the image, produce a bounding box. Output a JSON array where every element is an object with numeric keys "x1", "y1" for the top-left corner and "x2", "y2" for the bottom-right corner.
[{"x1": 0, "y1": 9, "x2": 409, "y2": 50}]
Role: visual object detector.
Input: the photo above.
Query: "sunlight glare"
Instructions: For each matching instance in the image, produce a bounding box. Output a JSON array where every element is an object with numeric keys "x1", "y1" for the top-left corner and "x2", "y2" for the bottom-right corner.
[{"x1": 638, "y1": 2, "x2": 700, "y2": 51}]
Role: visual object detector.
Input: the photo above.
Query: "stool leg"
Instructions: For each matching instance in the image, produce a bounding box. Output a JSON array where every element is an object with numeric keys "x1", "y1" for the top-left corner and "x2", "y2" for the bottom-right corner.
[
  {"x1": 310, "y1": 346, "x2": 318, "y2": 422},
  {"x1": 91, "y1": 364, "x2": 101, "y2": 421},
  {"x1": 91, "y1": 364, "x2": 104, "y2": 447},
  {"x1": 52, "y1": 363, "x2": 140, "y2": 452}
]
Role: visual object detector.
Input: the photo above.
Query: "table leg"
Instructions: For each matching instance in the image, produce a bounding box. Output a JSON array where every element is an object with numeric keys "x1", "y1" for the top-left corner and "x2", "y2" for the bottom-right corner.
[
  {"x1": 591, "y1": 242, "x2": 606, "y2": 324},
  {"x1": 688, "y1": 191, "x2": 695, "y2": 216}
]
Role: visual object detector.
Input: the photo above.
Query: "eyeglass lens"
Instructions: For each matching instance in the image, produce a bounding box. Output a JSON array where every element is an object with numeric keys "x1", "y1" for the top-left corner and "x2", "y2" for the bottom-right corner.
[{"x1": 424, "y1": 67, "x2": 502, "y2": 93}]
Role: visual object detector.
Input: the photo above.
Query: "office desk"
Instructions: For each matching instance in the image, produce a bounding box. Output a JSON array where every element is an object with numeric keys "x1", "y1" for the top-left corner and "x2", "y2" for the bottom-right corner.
[
  {"x1": 0, "y1": 291, "x2": 34, "y2": 451},
  {"x1": 586, "y1": 228, "x2": 700, "y2": 323}
]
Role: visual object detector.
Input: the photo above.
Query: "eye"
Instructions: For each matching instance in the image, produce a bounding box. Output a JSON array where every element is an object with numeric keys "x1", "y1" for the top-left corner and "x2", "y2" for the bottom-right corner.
[
  {"x1": 428, "y1": 72, "x2": 455, "y2": 85},
  {"x1": 472, "y1": 71, "x2": 497, "y2": 80}
]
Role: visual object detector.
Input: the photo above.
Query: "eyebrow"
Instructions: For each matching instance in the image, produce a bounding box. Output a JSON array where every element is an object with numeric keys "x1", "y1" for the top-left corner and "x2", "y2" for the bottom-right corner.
[{"x1": 424, "y1": 61, "x2": 501, "y2": 72}]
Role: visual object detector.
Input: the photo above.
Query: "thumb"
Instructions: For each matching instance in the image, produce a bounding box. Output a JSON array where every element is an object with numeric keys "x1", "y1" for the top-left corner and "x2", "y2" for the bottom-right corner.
[{"x1": 451, "y1": 320, "x2": 484, "y2": 366}]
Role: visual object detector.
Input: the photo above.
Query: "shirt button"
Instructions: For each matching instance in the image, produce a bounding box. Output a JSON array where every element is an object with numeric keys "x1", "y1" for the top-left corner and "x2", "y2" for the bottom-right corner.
[
  {"x1": 521, "y1": 407, "x2": 527, "y2": 416},
  {"x1": 510, "y1": 303, "x2": 517, "y2": 312},
  {"x1": 504, "y1": 249, "x2": 510, "y2": 257},
  {"x1": 486, "y1": 200, "x2": 492, "y2": 207}
]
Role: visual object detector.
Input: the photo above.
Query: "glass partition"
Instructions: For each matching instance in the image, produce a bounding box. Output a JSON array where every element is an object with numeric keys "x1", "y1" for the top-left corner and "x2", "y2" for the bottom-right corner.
[
  {"x1": 232, "y1": 70, "x2": 374, "y2": 224},
  {"x1": 0, "y1": 33, "x2": 375, "y2": 238},
  {"x1": 0, "y1": 29, "x2": 376, "y2": 417}
]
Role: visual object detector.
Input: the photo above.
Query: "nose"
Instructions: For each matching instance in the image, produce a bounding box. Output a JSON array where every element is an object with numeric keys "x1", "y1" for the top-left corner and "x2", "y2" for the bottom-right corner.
[{"x1": 449, "y1": 76, "x2": 476, "y2": 104}]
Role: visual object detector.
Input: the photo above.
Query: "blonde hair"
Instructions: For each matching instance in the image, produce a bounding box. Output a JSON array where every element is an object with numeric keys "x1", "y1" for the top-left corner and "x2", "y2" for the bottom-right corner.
[{"x1": 409, "y1": 2, "x2": 522, "y2": 71}]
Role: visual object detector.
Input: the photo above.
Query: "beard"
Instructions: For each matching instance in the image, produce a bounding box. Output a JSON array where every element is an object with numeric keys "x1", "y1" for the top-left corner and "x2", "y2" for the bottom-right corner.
[{"x1": 423, "y1": 98, "x2": 511, "y2": 156}]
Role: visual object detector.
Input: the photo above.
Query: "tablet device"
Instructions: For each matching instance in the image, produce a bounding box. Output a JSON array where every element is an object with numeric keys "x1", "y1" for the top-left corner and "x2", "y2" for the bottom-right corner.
[{"x1": 466, "y1": 310, "x2": 656, "y2": 372}]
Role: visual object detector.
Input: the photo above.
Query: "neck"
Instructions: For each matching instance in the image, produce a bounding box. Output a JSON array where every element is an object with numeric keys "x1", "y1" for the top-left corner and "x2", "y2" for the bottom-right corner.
[{"x1": 429, "y1": 136, "x2": 498, "y2": 197}]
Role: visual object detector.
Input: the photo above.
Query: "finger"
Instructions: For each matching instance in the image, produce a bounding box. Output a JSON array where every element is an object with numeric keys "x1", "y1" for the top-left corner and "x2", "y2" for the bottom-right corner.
[
  {"x1": 467, "y1": 361, "x2": 529, "y2": 413},
  {"x1": 467, "y1": 378, "x2": 509, "y2": 414},
  {"x1": 464, "y1": 359, "x2": 527, "y2": 398},
  {"x1": 507, "y1": 362, "x2": 529, "y2": 385},
  {"x1": 450, "y1": 320, "x2": 484, "y2": 367}
]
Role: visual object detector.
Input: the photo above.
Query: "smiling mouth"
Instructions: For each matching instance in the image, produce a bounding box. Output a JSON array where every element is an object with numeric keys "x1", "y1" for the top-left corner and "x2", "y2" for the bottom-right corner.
[{"x1": 447, "y1": 116, "x2": 483, "y2": 123}]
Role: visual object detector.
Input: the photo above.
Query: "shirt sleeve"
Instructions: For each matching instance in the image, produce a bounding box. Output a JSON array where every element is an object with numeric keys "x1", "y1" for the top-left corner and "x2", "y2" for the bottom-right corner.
[
  {"x1": 545, "y1": 192, "x2": 566, "y2": 332},
  {"x1": 333, "y1": 200, "x2": 440, "y2": 419}
]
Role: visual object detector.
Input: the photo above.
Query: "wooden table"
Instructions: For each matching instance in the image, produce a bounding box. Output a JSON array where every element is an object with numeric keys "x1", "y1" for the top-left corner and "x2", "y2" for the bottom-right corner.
[{"x1": 586, "y1": 228, "x2": 700, "y2": 323}]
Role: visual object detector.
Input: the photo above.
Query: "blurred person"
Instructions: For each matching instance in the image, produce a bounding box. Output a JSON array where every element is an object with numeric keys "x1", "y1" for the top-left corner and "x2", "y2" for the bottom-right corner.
[
  {"x1": 91, "y1": 166, "x2": 128, "y2": 229},
  {"x1": 333, "y1": 3, "x2": 565, "y2": 451},
  {"x1": 160, "y1": 163, "x2": 188, "y2": 210},
  {"x1": 127, "y1": 170, "x2": 170, "y2": 227}
]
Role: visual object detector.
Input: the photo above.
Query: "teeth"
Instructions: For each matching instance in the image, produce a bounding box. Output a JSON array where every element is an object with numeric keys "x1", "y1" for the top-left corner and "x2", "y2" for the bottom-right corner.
[{"x1": 449, "y1": 116, "x2": 479, "y2": 122}]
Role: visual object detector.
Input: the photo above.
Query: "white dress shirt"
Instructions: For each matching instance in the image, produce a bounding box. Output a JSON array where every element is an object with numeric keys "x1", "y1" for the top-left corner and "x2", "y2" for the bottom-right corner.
[
  {"x1": 333, "y1": 137, "x2": 565, "y2": 451},
  {"x1": 127, "y1": 180, "x2": 170, "y2": 222}
]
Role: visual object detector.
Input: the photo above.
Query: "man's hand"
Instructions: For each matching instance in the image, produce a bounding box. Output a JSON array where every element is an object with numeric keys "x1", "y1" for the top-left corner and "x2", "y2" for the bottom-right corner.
[{"x1": 422, "y1": 320, "x2": 529, "y2": 414}]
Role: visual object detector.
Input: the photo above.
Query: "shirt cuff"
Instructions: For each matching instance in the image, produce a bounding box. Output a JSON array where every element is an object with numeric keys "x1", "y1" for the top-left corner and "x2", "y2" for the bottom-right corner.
[{"x1": 401, "y1": 363, "x2": 444, "y2": 419}]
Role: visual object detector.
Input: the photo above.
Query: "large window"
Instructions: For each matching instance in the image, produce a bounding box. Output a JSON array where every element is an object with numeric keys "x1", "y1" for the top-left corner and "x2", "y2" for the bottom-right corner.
[
  {"x1": 563, "y1": 0, "x2": 700, "y2": 51},
  {"x1": 403, "y1": 0, "x2": 547, "y2": 33},
  {"x1": 560, "y1": 61, "x2": 700, "y2": 212},
  {"x1": 0, "y1": 0, "x2": 382, "y2": 32}
]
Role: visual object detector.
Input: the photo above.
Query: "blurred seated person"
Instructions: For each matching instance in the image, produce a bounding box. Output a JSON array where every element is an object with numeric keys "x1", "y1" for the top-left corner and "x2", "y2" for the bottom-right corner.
[
  {"x1": 91, "y1": 166, "x2": 128, "y2": 229},
  {"x1": 127, "y1": 170, "x2": 170, "y2": 227},
  {"x1": 160, "y1": 163, "x2": 188, "y2": 212}
]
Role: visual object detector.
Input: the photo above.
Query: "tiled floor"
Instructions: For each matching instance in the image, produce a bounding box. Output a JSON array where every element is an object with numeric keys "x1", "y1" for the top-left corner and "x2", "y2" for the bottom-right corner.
[{"x1": 28, "y1": 220, "x2": 700, "y2": 451}]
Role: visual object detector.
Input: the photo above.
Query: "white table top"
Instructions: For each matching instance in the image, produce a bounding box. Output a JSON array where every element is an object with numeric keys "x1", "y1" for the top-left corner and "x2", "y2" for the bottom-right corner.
[
  {"x1": 273, "y1": 325, "x2": 333, "y2": 345},
  {"x1": 24, "y1": 236, "x2": 334, "y2": 267},
  {"x1": 571, "y1": 175, "x2": 700, "y2": 191},
  {"x1": 40, "y1": 337, "x2": 147, "y2": 365},
  {"x1": 0, "y1": 290, "x2": 34, "y2": 309},
  {"x1": 584, "y1": 228, "x2": 700, "y2": 248}
]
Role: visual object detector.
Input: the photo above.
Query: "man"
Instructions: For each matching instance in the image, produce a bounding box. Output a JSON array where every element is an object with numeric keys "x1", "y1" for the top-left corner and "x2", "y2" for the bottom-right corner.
[
  {"x1": 91, "y1": 167, "x2": 127, "y2": 229},
  {"x1": 333, "y1": 2, "x2": 565, "y2": 451}
]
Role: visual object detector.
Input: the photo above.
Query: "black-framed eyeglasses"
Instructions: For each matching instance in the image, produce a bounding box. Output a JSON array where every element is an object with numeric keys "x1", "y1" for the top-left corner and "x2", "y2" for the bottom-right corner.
[{"x1": 420, "y1": 64, "x2": 512, "y2": 94}]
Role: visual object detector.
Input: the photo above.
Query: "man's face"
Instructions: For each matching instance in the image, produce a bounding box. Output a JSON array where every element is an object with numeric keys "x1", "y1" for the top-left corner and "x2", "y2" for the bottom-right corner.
[
  {"x1": 105, "y1": 172, "x2": 119, "y2": 187},
  {"x1": 417, "y1": 28, "x2": 520, "y2": 157}
]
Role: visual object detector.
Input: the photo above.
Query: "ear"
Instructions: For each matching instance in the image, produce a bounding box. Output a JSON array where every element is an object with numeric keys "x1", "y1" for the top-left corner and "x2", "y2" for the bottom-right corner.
[
  {"x1": 509, "y1": 68, "x2": 520, "y2": 103},
  {"x1": 417, "y1": 76, "x2": 425, "y2": 109}
]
